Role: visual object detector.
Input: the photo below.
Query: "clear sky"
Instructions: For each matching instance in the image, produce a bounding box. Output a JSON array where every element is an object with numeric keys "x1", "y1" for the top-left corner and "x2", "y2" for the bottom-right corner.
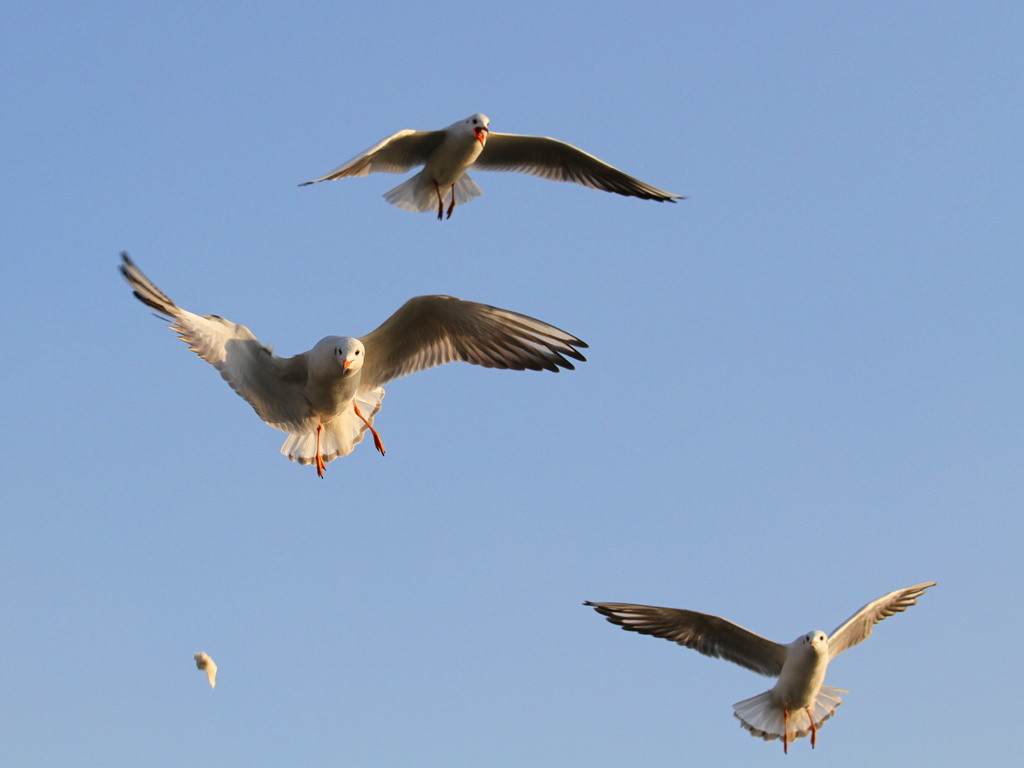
[{"x1": 2, "y1": 2, "x2": 1021, "y2": 766}]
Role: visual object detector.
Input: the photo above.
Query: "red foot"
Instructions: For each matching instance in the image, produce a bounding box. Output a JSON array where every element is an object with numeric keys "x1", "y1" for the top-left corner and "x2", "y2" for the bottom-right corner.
[
  {"x1": 315, "y1": 423, "x2": 326, "y2": 478},
  {"x1": 434, "y1": 181, "x2": 444, "y2": 220},
  {"x1": 353, "y1": 403, "x2": 385, "y2": 456},
  {"x1": 783, "y1": 709, "x2": 789, "y2": 754},
  {"x1": 806, "y1": 707, "x2": 817, "y2": 749},
  {"x1": 446, "y1": 183, "x2": 456, "y2": 219}
]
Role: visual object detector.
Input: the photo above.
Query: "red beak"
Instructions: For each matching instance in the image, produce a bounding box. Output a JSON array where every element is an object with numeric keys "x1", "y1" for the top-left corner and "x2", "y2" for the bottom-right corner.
[
  {"x1": 342, "y1": 359, "x2": 352, "y2": 372},
  {"x1": 474, "y1": 126, "x2": 488, "y2": 145}
]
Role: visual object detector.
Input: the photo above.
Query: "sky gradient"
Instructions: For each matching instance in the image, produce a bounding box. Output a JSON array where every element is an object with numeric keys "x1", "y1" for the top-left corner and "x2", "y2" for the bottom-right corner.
[{"x1": 2, "y1": 2, "x2": 1022, "y2": 766}]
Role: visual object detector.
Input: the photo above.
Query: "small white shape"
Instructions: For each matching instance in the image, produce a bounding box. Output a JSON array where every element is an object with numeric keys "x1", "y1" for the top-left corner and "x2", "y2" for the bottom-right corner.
[{"x1": 194, "y1": 652, "x2": 217, "y2": 689}]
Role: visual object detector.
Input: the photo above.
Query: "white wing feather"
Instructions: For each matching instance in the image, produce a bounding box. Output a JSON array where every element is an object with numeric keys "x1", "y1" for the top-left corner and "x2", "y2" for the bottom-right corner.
[
  {"x1": 300, "y1": 129, "x2": 447, "y2": 183},
  {"x1": 120, "y1": 253, "x2": 312, "y2": 432},
  {"x1": 827, "y1": 582, "x2": 936, "y2": 660},
  {"x1": 476, "y1": 133, "x2": 682, "y2": 201}
]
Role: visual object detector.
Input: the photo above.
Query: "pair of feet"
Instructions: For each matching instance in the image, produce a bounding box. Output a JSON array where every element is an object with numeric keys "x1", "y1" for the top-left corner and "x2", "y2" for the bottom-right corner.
[
  {"x1": 782, "y1": 707, "x2": 818, "y2": 753},
  {"x1": 313, "y1": 403, "x2": 385, "y2": 478}
]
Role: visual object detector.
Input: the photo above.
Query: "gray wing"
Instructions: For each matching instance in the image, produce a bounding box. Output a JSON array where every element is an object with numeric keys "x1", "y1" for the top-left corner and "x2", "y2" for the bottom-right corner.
[
  {"x1": 299, "y1": 129, "x2": 447, "y2": 184},
  {"x1": 475, "y1": 132, "x2": 682, "y2": 201},
  {"x1": 358, "y1": 295, "x2": 587, "y2": 390},
  {"x1": 586, "y1": 602, "x2": 787, "y2": 678},
  {"x1": 120, "y1": 253, "x2": 312, "y2": 431},
  {"x1": 827, "y1": 582, "x2": 936, "y2": 660}
]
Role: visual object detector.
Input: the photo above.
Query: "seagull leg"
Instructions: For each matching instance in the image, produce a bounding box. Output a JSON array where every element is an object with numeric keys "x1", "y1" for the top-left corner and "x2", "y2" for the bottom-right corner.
[
  {"x1": 434, "y1": 181, "x2": 444, "y2": 220},
  {"x1": 353, "y1": 403, "x2": 385, "y2": 456},
  {"x1": 315, "y1": 423, "x2": 326, "y2": 478},
  {"x1": 446, "y1": 183, "x2": 456, "y2": 219},
  {"x1": 783, "y1": 709, "x2": 789, "y2": 754},
  {"x1": 806, "y1": 708, "x2": 817, "y2": 749}
]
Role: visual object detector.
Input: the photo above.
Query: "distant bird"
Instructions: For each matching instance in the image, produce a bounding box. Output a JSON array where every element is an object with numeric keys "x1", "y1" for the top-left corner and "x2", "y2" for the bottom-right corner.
[
  {"x1": 300, "y1": 113, "x2": 682, "y2": 219},
  {"x1": 586, "y1": 582, "x2": 935, "y2": 753},
  {"x1": 121, "y1": 253, "x2": 586, "y2": 477},
  {"x1": 194, "y1": 652, "x2": 217, "y2": 689}
]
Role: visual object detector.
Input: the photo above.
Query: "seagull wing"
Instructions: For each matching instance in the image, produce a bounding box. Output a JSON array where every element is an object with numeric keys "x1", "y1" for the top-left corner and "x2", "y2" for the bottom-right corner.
[
  {"x1": 475, "y1": 132, "x2": 682, "y2": 201},
  {"x1": 121, "y1": 253, "x2": 311, "y2": 431},
  {"x1": 585, "y1": 602, "x2": 788, "y2": 678},
  {"x1": 357, "y1": 295, "x2": 587, "y2": 389},
  {"x1": 827, "y1": 582, "x2": 935, "y2": 660},
  {"x1": 300, "y1": 129, "x2": 447, "y2": 184}
]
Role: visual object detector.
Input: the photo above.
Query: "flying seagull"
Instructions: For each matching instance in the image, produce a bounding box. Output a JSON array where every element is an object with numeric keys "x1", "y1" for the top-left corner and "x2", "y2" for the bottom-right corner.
[
  {"x1": 300, "y1": 113, "x2": 682, "y2": 219},
  {"x1": 194, "y1": 652, "x2": 217, "y2": 689},
  {"x1": 586, "y1": 582, "x2": 935, "y2": 753},
  {"x1": 121, "y1": 253, "x2": 586, "y2": 477}
]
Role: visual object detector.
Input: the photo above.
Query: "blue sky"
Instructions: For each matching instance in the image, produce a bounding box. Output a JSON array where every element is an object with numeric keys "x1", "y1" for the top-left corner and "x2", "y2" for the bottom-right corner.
[{"x1": 1, "y1": 1, "x2": 1021, "y2": 765}]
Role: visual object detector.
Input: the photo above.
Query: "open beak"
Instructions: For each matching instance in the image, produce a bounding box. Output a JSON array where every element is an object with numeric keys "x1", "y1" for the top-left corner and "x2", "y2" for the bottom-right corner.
[{"x1": 474, "y1": 126, "x2": 488, "y2": 145}]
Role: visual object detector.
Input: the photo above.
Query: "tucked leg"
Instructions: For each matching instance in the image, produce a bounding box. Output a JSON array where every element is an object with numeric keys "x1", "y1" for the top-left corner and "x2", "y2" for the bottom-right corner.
[
  {"x1": 353, "y1": 403, "x2": 385, "y2": 455},
  {"x1": 446, "y1": 182, "x2": 456, "y2": 219},
  {"x1": 314, "y1": 423, "x2": 327, "y2": 478},
  {"x1": 806, "y1": 707, "x2": 817, "y2": 749},
  {"x1": 434, "y1": 181, "x2": 444, "y2": 220}
]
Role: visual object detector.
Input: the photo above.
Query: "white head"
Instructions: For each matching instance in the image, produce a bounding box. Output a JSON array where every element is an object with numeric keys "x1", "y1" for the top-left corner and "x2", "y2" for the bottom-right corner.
[
  {"x1": 312, "y1": 336, "x2": 365, "y2": 376},
  {"x1": 460, "y1": 113, "x2": 489, "y2": 146},
  {"x1": 797, "y1": 630, "x2": 829, "y2": 658}
]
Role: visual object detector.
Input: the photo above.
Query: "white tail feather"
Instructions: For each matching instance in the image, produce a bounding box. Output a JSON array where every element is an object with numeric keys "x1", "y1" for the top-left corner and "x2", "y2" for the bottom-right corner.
[
  {"x1": 732, "y1": 686, "x2": 846, "y2": 742},
  {"x1": 383, "y1": 172, "x2": 483, "y2": 213},
  {"x1": 280, "y1": 388, "x2": 384, "y2": 464}
]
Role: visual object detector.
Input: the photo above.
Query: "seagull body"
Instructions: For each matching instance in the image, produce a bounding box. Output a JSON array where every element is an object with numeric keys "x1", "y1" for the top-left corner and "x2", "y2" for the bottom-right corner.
[
  {"x1": 300, "y1": 113, "x2": 682, "y2": 218},
  {"x1": 194, "y1": 652, "x2": 217, "y2": 689},
  {"x1": 121, "y1": 253, "x2": 587, "y2": 476},
  {"x1": 586, "y1": 582, "x2": 935, "y2": 752}
]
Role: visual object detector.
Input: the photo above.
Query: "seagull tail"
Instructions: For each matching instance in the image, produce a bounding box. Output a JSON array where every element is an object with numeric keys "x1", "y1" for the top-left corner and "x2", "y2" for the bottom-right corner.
[
  {"x1": 280, "y1": 388, "x2": 384, "y2": 465},
  {"x1": 732, "y1": 687, "x2": 845, "y2": 743},
  {"x1": 383, "y1": 172, "x2": 483, "y2": 213}
]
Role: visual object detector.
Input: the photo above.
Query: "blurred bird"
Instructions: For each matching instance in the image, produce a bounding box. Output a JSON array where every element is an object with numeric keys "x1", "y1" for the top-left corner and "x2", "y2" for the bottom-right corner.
[
  {"x1": 300, "y1": 113, "x2": 682, "y2": 218},
  {"x1": 194, "y1": 652, "x2": 217, "y2": 689},
  {"x1": 121, "y1": 253, "x2": 587, "y2": 477},
  {"x1": 586, "y1": 582, "x2": 935, "y2": 752}
]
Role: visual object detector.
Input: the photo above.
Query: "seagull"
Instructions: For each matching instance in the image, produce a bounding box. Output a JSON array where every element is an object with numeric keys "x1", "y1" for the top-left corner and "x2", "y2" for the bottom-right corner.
[
  {"x1": 120, "y1": 253, "x2": 587, "y2": 477},
  {"x1": 585, "y1": 582, "x2": 935, "y2": 753},
  {"x1": 194, "y1": 652, "x2": 217, "y2": 689},
  {"x1": 300, "y1": 113, "x2": 682, "y2": 219}
]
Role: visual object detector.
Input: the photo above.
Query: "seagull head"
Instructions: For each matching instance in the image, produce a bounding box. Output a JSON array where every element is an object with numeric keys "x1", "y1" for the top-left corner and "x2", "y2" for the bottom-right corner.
[
  {"x1": 313, "y1": 336, "x2": 365, "y2": 376},
  {"x1": 797, "y1": 631, "x2": 829, "y2": 657},
  {"x1": 337, "y1": 337, "x2": 365, "y2": 374},
  {"x1": 465, "y1": 113, "x2": 490, "y2": 146}
]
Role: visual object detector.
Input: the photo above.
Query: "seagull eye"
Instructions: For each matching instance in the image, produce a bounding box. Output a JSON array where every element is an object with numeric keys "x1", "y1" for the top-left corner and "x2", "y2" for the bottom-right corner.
[
  {"x1": 355, "y1": 349, "x2": 360, "y2": 355},
  {"x1": 472, "y1": 119, "x2": 478, "y2": 124}
]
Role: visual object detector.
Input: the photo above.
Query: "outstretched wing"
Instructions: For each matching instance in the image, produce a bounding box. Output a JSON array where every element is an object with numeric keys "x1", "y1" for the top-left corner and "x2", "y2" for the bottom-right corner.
[
  {"x1": 120, "y1": 253, "x2": 311, "y2": 431},
  {"x1": 585, "y1": 601, "x2": 787, "y2": 678},
  {"x1": 476, "y1": 133, "x2": 682, "y2": 201},
  {"x1": 827, "y1": 582, "x2": 936, "y2": 660},
  {"x1": 357, "y1": 295, "x2": 587, "y2": 389},
  {"x1": 299, "y1": 129, "x2": 447, "y2": 184}
]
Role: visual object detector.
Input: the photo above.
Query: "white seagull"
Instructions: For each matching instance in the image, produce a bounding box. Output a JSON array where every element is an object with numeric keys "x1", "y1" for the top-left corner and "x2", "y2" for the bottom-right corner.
[
  {"x1": 300, "y1": 113, "x2": 682, "y2": 219},
  {"x1": 586, "y1": 582, "x2": 935, "y2": 753},
  {"x1": 121, "y1": 253, "x2": 586, "y2": 477},
  {"x1": 194, "y1": 652, "x2": 217, "y2": 689}
]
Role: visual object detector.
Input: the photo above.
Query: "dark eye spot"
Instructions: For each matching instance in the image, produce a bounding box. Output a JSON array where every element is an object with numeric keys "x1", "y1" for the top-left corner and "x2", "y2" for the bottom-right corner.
[
  {"x1": 355, "y1": 349, "x2": 360, "y2": 355},
  {"x1": 472, "y1": 119, "x2": 478, "y2": 124}
]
